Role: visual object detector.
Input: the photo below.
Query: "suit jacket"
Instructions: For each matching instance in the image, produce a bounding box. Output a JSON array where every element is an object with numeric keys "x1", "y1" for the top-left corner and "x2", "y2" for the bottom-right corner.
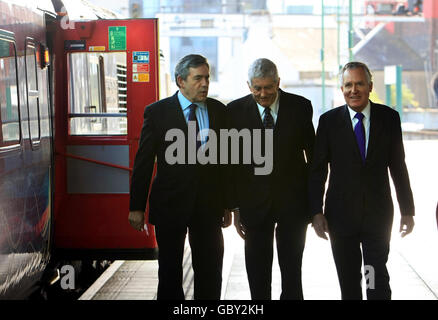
[
  {"x1": 309, "y1": 101, "x2": 415, "y2": 236},
  {"x1": 227, "y1": 89, "x2": 315, "y2": 227},
  {"x1": 129, "y1": 92, "x2": 229, "y2": 227}
]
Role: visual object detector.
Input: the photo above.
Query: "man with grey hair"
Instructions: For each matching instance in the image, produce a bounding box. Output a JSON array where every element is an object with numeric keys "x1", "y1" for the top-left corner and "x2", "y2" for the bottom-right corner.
[
  {"x1": 227, "y1": 58, "x2": 315, "y2": 299},
  {"x1": 128, "y1": 54, "x2": 232, "y2": 300},
  {"x1": 309, "y1": 61, "x2": 415, "y2": 299}
]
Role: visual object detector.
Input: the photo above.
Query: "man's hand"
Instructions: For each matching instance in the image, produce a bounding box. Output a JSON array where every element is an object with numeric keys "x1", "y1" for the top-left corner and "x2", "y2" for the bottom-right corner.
[
  {"x1": 128, "y1": 210, "x2": 145, "y2": 231},
  {"x1": 312, "y1": 213, "x2": 329, "y2": 240},
  {"x1": 233, "y1": 208, "x2": 246, "y2": 239},
  {"x1": 222, "y1": 209, "x2": 232, "y2": 228},
  {"x1": 400, "y1": 215, "x2": 414, "y2": 238}
]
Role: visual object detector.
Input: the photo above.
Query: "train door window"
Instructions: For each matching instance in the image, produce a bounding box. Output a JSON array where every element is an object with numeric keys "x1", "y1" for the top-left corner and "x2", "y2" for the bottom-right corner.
[
  {"x1": 0, "y1": 36, "x2": 21, "y2": 153},
  {"x1": 25, "y1": 38, "x2": 41, "y2": 149},
  {"x1": 68, "y1": 52, "x2": 127, "y2": 136}
]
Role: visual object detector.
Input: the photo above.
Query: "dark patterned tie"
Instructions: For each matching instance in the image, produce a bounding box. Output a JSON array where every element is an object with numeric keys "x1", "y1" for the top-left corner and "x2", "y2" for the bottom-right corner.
[
  {"x1": 263, "y1": 107, "x2": 274, "y2": 129},
  {"x1": 354, "y1": 112, "x2": 366, "y2": 163},
  {"x1": 188, "y1": 103, "x2": 201, "y2": 150}
]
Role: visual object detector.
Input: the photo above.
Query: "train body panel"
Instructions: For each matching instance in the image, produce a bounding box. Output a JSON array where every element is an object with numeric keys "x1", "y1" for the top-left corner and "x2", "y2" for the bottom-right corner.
[
  {"x1": 0, "y1": 0, "x2": 54, "y2": 298},
  {"x1": 1, "y1": 0, "x2": 162, "y2": 299},
  {"x1": 53, "y1": 18, "x2": 159, "y2": 260}
]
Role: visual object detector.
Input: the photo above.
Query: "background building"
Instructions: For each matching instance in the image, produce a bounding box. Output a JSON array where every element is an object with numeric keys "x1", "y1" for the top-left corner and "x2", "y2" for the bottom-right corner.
[{"x1": 86, "y1": 0, "x2": 437, "y2": 130}]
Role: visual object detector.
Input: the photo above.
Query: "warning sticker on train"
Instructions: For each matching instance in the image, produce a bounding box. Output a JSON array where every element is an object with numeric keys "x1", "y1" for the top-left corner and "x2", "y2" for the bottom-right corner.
[
  {"x1": 133, "y1": 73, "x2": 150, "y2": 82},
  {"x1": 89, "y1": 46, "x2": 106, "y2": 52},
  {"x1": 133, "y1": 63, "x2": 149, "y2": 73}
]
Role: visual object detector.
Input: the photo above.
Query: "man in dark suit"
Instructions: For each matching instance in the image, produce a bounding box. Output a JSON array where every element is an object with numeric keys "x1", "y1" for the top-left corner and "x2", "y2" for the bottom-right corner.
[
  {"x1": 227, "y1": 58, "x2": 315, "y2": 300},
  {"x1": 128, "y1": 54, "x2": 231, "y2": 300},
  {"x1": 309, "y1": 61, "x2": 415, "y2": 300}
]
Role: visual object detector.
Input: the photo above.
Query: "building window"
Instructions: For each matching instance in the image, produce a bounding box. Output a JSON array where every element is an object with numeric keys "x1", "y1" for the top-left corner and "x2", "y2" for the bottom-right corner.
[{"x1": 170, "y1": 37, "x2": 218, "y2": 81}]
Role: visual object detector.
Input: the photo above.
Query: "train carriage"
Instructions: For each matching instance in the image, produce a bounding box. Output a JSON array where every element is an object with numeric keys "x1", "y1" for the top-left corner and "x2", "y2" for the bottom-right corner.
[{"x1": 0, "y1": 0, "x2": 161, "y2": 299}]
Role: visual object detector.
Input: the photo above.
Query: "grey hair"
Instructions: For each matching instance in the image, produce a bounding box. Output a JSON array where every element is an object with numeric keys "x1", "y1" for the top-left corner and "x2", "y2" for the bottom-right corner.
[
  {"x1": 174, "y1": 54, "x2": 209, "y2": 87},
  {"x1": 340, "y1": 61, "x2": 373, "y2": 85},
  {"x1": 248, "y1": 58, "x2": 279, "y2": 84}
]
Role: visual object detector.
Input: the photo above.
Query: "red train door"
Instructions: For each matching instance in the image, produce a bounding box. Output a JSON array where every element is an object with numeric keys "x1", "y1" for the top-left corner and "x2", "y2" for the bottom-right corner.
[{"x1": 53, "y1": 19, "x2": 160, "y2": 259}]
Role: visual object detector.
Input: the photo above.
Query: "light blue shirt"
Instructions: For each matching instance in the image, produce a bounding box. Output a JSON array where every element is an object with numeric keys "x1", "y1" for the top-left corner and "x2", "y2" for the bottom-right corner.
[
  {"x1": 347, "y1": 101, "x2": 371, "y2": 154},
  {"x1": 256, "y1": 91, "x2": 280, "y2": 125},
  {"x1": 178, "y1": 91, "x2": 209, "y2": 144}
]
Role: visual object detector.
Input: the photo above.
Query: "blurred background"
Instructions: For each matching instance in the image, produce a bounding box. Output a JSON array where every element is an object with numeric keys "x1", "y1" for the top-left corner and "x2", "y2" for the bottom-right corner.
[{"x1": 84, "y1": 0, "x2": 436, "y2": 134}]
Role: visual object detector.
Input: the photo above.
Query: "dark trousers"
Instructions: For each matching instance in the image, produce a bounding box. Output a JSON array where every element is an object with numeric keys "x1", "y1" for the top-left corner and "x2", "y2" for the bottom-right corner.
[
  {"x1": 154, "y1": 210, "x2": 224, "y2": 300},
  {"x1": 244, "y1": 215, "x2": 307, "y2": 300},
  {"x1": 329, "y1": 233, "x2": 391, "y2": 300}
]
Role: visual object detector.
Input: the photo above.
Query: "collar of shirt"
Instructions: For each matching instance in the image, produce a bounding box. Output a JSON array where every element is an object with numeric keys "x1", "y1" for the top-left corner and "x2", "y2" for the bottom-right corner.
[
  {"x1": 177, "y1": 90, "x2": 207, "y2": 116},
  {"x1": 347, "y1": 100, "x2": 371, "y2": 124},
  {"x1": 257, "y1": 90, "x2": 280, "y2": 124},
  {"x1": 177, "y1": 90, "x2": 209, "y2": 144}
]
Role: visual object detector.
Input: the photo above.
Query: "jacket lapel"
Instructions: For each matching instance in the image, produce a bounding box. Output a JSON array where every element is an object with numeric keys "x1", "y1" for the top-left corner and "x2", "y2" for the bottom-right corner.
[
  {"x1": 167, "y1": 92, "x2": 189, "y2": 133},
  {"x1": 247, "y1": 96, "x2": 264, "y2": 129},
  {"x1": 206, "y1": 98, "x2": 216, "y2": 133},
  {"x1": 274, "y1": 89, "x2": 284, "y2": 134},
  {"x1": 366, "y1": 101, "x2": 382, "y2": 162},
  {"x1": 340, "y1": 104, "x2": 364, "y2": 163}
]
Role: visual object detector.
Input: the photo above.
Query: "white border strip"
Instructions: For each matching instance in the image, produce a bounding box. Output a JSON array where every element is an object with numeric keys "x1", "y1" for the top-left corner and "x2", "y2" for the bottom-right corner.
[{"x1": 78, "y1": 260, "x2": 125, "y2": 300}]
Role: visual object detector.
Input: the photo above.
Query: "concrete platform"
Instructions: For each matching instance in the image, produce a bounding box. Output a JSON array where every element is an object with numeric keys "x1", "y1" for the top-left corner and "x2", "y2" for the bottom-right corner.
[
  {"x1": 79, "y1": 140, "x2": 438, "y2": 301},
  {"x1": 79, "y1": 225, "x2": 438, "y2": 300}
]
